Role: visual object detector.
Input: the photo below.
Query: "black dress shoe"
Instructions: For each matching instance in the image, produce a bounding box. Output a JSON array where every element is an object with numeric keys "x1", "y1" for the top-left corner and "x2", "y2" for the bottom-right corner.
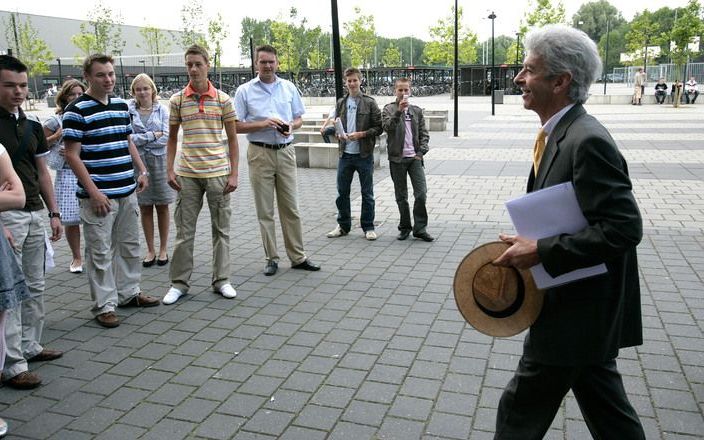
[
  {"x1": 264, "y1": 260, "x2": 278, "y2": 276},
  {"x1": 413, "y1": 232, "x2": 435, "y2": 242},
  {"x1": 142, "y1": 257, "x2": 156, "y2": 268},
  {"x1": 292, "y1": 259, "x2": 320, "y2": 271},
  {"x1": 397, "y1": 230, "x2": 411, "y2": 240},
  {"x1": 157, "y1": 256, "x2": 169, "y2": 266}
]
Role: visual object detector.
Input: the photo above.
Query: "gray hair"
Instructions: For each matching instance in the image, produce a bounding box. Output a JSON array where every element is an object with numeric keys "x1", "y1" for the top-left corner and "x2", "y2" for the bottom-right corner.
[{"x1": 523, "y1": 25, "x2": 601, "y2": 104}]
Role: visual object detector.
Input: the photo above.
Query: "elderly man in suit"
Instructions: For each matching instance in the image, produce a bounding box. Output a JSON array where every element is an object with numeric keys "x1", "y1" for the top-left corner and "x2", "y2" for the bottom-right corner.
[{"x1": 492, "y1": 25, "x2": 646, "y2": 439}]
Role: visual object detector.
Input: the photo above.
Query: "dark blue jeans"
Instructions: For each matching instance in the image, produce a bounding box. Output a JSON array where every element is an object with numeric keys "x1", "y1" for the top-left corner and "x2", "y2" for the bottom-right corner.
[
  {"x1": 389, "y1": 157, "x2": 428, "y2": 234},
  {"x1": 321, "y1": 126, "x2": 336, "y2": 143},
  {"x1": 336, "y1": 153, "x2": 375, "y2": 232}
]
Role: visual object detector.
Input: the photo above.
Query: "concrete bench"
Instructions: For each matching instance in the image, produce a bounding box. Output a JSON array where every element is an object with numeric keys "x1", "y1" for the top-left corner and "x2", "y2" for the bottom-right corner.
[
  {"x1": 294, "y1": 142, "x2": 385, "y2": 169},
  {"x1": 425, "y1": 115, "x2": 447, "y2": 131},
  {"x1": 301, "y1": 118, "x2": 328, "y2": 127},
  {"x1": 423, "y1": 109, "x2": 448, "y2": 122}
]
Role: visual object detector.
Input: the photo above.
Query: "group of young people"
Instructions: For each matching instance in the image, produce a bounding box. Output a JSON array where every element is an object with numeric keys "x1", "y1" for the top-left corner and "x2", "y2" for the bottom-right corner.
[{"x1": 0, "y1": 42, "x2": 433, "y2": 394}]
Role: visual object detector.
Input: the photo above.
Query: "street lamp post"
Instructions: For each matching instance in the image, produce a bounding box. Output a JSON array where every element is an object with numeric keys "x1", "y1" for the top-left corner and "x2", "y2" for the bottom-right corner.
[
  {"x1": 603, "y1": 18, "x2": 610, "y2": 95},
  {"x1": 515, "y1": 32, "x2": 521, "y2": 66},
  {"x1": 139, "y1": 59, "x2": 146, "y2": 74},
  {"x1": 117, "y1": 52, "x2": 127, "y2": 98},
  {"x1": 488, "y1": 11, "x2": 496, "y2": 116},
  {"x1": 56, "y1": 58, "x2": 62, "y2": 84},
  {"x1": 453, "y1": 0, "x2": 458, "y2": 137}
]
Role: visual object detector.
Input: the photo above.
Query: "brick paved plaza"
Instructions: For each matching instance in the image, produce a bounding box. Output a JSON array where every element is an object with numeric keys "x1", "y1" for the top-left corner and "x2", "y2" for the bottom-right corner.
[{"x1": 1, "y1": 94, "x2": 703, "y2": 439}]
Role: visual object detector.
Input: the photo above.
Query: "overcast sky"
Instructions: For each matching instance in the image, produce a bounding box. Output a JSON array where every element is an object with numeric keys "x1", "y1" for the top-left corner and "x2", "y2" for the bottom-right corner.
[{"x1": 10, "y1": 0, "x2": 688, "y2": 64}]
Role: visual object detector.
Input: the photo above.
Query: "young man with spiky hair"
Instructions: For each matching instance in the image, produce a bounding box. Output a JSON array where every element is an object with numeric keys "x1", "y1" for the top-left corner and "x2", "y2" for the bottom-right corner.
[{"x1": 64, "y1": 54, "x2": 159, "y2": 329}]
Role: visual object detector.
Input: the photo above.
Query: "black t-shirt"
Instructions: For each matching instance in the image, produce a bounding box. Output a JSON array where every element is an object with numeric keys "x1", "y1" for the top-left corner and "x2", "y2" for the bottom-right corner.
[{"x1": 0, "y1": 106, "x2": 48, "y2": 211}]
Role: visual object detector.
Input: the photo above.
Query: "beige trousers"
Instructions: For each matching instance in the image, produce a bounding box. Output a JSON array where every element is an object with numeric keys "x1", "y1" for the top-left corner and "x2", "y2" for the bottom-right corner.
[
  {"x1": 247, "y1": 143, "x2": 306, "y2": 264},
  {"x1": 170, "y1": 175, "x2": 231, "y2": 292},
  {"x1": 80, "y1": 194, "x2": 141, "y2": 316}
]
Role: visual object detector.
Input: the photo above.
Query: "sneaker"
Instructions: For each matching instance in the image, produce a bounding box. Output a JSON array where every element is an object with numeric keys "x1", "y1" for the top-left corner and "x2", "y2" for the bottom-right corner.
[
  {"x1": 327, "y1": 225, "x2": 348, "y2": 238},
  {"x1": 218, "y1": 283, "x2": 237, "y2": 299},
  {"x1": 0, "y1": 417, "x2": 7, "y2": 437},
  {"x1": 365, "y1": 230, "x2": 377, "y2": 241},
  {"x1": 163, "y1": 287, "x2": 184, "y2": 305}
]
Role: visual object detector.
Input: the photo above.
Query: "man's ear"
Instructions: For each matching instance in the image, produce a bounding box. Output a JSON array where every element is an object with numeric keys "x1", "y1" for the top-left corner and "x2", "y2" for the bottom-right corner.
[{"x1": 553, "y1": 72, "x2": 572, "y2": 95}]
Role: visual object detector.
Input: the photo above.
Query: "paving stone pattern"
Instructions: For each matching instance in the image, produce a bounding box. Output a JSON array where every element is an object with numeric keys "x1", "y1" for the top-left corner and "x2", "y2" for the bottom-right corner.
[{"x1": 1, "y1": 97, "x2": 703, "y2": 439}]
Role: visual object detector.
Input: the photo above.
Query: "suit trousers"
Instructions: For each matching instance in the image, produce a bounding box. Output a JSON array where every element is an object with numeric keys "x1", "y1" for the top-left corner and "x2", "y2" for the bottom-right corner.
[
  {"x1": 389, "y1": 158, "x2": 428, "y2": 234},
  {"x1": 247, "y1": 143, "x2": 306, "y2": 265},
  {"x1": 80, "y1": 194, "x2": 141, "y2": 316},
  {"x1": 495, "y1": 356, "x2": 645, "y2": 440},
  {"x1": 0, "y1": 210, "x2": 45, "y2": 379},
  {"x1": 170, "y1": 175, "x2": 231, "y2": 292}
]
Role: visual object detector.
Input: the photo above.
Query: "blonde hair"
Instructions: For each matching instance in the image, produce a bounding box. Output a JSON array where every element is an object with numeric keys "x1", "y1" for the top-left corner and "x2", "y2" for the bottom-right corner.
[{"x1": 130, "y1": 73, "x2": 158, "y2": 105}]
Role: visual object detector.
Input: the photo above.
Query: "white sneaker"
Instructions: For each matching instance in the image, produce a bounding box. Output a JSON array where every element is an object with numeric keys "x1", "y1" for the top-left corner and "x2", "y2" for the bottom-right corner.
[
  {"x1": 218, "y1": 283, "x2": 237, "y2": 299},
  {"x1": 365, "y1": 230, "x2": 377, "y2": 241},
  {"x1": 327, "y1": 225, "x2": 348, "y2": 238},
  {"x1": 162, "y1": 287, "x2": 184, "y2": 305}
]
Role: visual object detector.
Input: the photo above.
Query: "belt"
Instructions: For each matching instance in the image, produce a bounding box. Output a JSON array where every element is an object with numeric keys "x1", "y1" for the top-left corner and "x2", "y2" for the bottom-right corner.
[{"x1": 251, "y1": 141, "x2": 291, "y2": 150}]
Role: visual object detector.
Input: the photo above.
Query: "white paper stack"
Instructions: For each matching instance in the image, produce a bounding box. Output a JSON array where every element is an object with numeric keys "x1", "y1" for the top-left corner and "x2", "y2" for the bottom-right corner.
[
  {"x1": 334, "y1": 118, "x2": 346, "y2": 139},
  {"x1": 505, "y1": 182, "x2": 607, "y2": 289}
]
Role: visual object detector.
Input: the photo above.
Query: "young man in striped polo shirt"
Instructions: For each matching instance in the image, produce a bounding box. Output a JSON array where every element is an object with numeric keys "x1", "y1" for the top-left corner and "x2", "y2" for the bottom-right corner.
[
  {"x1": 163, "y1": 45, "x2": 240, "y2": 305},
  {"x1": 64, "y1": 54, "x2": 160, "y2": 328}
]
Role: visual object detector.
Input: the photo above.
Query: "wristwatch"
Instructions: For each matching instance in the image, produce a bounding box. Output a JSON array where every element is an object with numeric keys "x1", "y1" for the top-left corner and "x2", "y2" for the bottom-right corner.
[
  {"x1": 48, "y1": 212, "x2": 61, "y2": 219},
  {"x1": 140, "y1": 171, "x2": 150, "y2": 177}
]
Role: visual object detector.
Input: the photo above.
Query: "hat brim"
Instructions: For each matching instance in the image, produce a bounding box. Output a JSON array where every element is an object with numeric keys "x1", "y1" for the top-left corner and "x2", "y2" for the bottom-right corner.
[{"x1": 453, "y1": 241, "x2": 543, "y2": 337}]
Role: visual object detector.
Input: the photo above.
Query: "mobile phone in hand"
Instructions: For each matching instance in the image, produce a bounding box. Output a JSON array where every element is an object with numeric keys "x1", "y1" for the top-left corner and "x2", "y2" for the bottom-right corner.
[{"x1": 276, "y1": 122, "x2": 290, "y2": 134}]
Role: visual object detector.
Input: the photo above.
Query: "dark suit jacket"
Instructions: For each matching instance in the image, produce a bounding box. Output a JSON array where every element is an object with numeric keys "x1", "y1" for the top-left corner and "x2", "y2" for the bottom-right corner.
[{"x1": 524, "y1": 104, "x2": 643, "y2": 366}]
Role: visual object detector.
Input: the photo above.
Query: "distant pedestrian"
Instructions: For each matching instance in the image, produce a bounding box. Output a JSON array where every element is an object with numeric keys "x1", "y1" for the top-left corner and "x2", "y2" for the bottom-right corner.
[
  {"x1": 632, "y1": 68, "x2": 645, "y2": 105},
  {"x1": 128, "y1": 73, "x2": 175, "y2": 268},
  {"x1": 685, "y1": 76, "x2": 698, "y2": 104},
  {"x1": 654, "y1": 78, "x2": 667, "y2": 104}
]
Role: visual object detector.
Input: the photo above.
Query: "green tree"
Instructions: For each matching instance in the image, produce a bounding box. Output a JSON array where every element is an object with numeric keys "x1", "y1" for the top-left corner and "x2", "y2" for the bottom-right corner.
[
  {"x1": 572, "y1": 0, "x2": 625, "y2": 43},
  {"x1": 520, "y1": 0, "x2": 567, "y2": 34},
  {"x1": 138, "y1": 26, "x2": 172, "y2": 76},
  {"x1": 270, "y1": 8, "x2": 319, "y2": 82},
  {"x1": 180, "y1": 0, "x2": 208, "y2": 48},
  {"x1": 668, "y1": 0, "x2": 704, "y2": 79},
  {"x1": 598, "y1": 22, "x2": 629, "y2": 69},
  {"x1": 422, "y1": 6, "x2": 478, "y2": 66},
  {"x1": 71, "y1": 33, "x2": 99, "y2": 60},
  {"x1": 7, "y1": 17, "x2": 53, "y2": 96},
  {"x1": 239, "y1": 17, "x2": 273, "y2": 62},
  {"x1": 624, "y1": 10, "x2": 664, "y2": 67},
  {"x1": 208, "y1": 12, "x2": 229, "y2": 81},
  {"x1": 382, "y1": 44, "x2": 402, "y2": 67},
  {"x1": 342, "y1": 7, "x2": 377, "y2": 68},
  {"x1": 81, "y1": 1, "x2": 125, "y2": 54}
]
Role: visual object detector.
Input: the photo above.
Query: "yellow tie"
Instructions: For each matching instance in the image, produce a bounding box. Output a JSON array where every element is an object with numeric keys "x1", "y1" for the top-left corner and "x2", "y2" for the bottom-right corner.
[{"x1": 533, "y1": 128, "x2": 547, "y2": 176}]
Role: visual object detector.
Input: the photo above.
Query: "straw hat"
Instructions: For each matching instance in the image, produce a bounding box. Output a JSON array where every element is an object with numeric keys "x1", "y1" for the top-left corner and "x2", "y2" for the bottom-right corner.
[{"x1": 453, "y1": 241, "x2": 543, "y2": 337}]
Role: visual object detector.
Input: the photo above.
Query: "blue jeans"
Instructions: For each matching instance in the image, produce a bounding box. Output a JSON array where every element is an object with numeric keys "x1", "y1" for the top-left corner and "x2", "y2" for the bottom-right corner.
[
  {"x1": 389, "y1": 157, "x2": 428, "y2": 234},
  {"x1": 336, "y1": 153, "x2": 375, "y2": 232},
  {"x1": 321, "y1": 126, "x2": 336, "y2": 143}
]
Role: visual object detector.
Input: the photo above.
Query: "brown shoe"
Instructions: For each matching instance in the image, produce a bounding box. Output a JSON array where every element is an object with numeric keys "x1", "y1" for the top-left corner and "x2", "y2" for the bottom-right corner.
[
  {"x1": 27, "y1": 348, "x2": 63, "y2": 363},
  {"x1": 95, "y1": 311, "x2": 120, "y2": 328},
  {"x1": 3, "y1": 371, "x2": 42, "y2": 389},
  {"x1": 119, "y1": 293, "x2": 160, "y2": 308}
]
